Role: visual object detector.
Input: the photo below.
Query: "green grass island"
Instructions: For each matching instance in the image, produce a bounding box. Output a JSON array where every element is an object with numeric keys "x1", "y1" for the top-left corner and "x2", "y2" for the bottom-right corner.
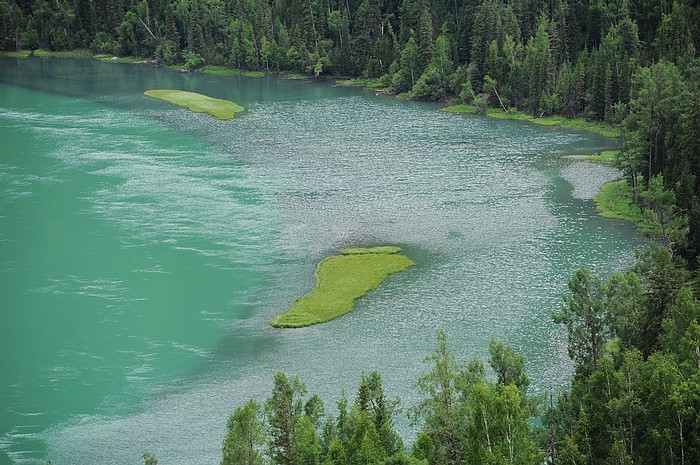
[
  {"x1": 270, "y1": 246, "x2": 415, "y2": 328},
  {"x1": 144, "y1": 89, "x2": 244, "y2": 120}
]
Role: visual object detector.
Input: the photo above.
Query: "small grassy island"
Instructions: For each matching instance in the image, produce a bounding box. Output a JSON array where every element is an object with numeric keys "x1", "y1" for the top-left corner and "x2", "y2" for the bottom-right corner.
[
  {"x1": 144, "y1": 89, "x2": 244, "y2": 120},
  {"x1": 270, "y1": 246, "x2": 415, "y2": 328}
]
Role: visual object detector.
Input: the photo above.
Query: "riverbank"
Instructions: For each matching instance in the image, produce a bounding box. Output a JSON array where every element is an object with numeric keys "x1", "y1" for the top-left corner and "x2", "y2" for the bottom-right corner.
[
  {"x1": 442, "y1": 103, "x2": 646, "y2": 234},
  {"x1": 593, "y1": 179, "x2": 656, "y2": 235},
  {"x1": 270, "y1": 246, "x2": 415, "y2": 328},
  {"x1": 443, "y1": 105, "x2": 620, "y2": 138},
  {"x1": 562, "y1": 150, "x2": 618, "y2": 163}
]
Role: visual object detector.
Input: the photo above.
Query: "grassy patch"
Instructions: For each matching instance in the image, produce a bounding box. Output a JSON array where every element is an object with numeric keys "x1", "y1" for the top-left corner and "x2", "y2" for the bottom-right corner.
[
  {"x1": 340, "y1": 246, "x2": 402, "y2": 255},
  {"x1": 336, "y1": 78, "x2": 373, "y2": 86},
  {"x1": 395, "y1": 92, "x2": 411, "y2": 100},
  {"x1": 1, "y1": 48, "x2": 92, "y2": 58},
  {"x1": 98, "y1": 56, "x2": 145, "y2": 63},
  {"x1": 563, "y1": 150, "x2": 619, "y2": 163},
  {"x1": 442, "y1": 104, "x2": 479, "y2": 114},
  {"x1": 584, "y1": 150, "x2": 618, "y2": 163},
  {"x1": 144, "y1": 89, "x2": 244, "y2": 120},
  {"x1": 0, "y1": 51, "x2": 31, "y2": 58},
  {"x1": 594, "y1": 180, "x2": 656, "y2": 234},
  {"x1": 270, "y1": 246, "x2": 415, "y2": 328},
  {"x1": 334, "y1": 78, "x2": 385, "y2": 89},
  {"x1": 281, "y1": 73, "x2": 309, "y2": 80},
  {"x1": 199, "y1": 65, "x2": 265, "y2": 77},
  {"x1": 483, "y1": 108, "x2": 620, "y2": 138}
]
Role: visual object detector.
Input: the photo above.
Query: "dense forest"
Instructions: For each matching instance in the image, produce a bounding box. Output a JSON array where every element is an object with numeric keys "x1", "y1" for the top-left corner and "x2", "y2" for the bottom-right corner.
[{"x1": 2, "y1": 0, "x2": 698, "y2": 463}]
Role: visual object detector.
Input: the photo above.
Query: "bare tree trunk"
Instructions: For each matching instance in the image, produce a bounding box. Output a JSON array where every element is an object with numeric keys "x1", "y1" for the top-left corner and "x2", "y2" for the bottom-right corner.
[
  {"x1": 489, "y1": 81, "x2": 508, "y2": 112},
  {"x1": 308, "y1": 0, "x2": 318, "y2": 53}
]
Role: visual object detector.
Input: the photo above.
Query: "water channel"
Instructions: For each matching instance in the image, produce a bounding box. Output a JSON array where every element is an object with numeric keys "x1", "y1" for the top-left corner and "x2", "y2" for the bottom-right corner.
[{"x1": 0, "y1": 57, "x2": 643, "y2": 464}]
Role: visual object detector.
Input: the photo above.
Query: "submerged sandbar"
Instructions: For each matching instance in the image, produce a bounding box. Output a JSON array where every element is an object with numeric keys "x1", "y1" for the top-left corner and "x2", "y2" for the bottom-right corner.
[
  {"x1": 270, "y1": 246, "x2": 415, "y2": 328},
  {"x1": 144, "y1": 89, "x2": 244, "y2": 120}
]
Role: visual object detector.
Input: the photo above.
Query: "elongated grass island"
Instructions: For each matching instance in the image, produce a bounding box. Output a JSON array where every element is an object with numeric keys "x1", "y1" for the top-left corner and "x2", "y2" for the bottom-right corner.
[
  {"x1": 144, "y1": 90, "x2": 244, "y2": 120},
  {"x1": 270, "y1": 246, "x2": 415, "y2": 328}
]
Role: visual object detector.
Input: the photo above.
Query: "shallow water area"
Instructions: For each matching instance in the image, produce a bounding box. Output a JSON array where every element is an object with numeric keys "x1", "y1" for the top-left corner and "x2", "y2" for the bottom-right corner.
[{"x1": 0, "y1": 57, "x2": 643, "y2": 464}]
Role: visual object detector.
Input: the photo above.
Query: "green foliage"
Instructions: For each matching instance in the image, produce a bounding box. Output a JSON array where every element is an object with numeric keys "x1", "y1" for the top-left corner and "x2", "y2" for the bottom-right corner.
[
  {"x1": 348, "y1": 413, "x2": 386, "y2": 465},
  {"x1": 222, "y1": 399, "x2": 266, "y2": 465},
  {"x1": 225, "y1": 334, "x2": 541, "y2": 465},
  {"x1": 7, "y1": 1, "x2": 700, "y2": 462},
  {"x1": 488, "y1": 338, "x2": 529, "y2": 395},
  {"x1": 392, "y1": 37, "x2": 420, "y2": 94},
  {"x1": 545, "y1": 254, "x2": 700, "y2": 464},
  {"x1": 594, "y1": 180, "x2": 657, "y2": 235},
  {"x1": 483, "y1": 108, "x2": 620, "y2": 138},
  {"x1": 142, "y1": 452, "x2": 157, "y2": 465},
  {"x1": 641, "y1": 175, "x2": 689, "y2": 250},
  {"x1": 441, "y1": 105, "x2": 478, "y2": 115},
  {"x1": 412, "y1": 35, "x2": 454, "y2": 101},
  {"x1": 412, "y1": 330, "x2": 491, "y2": 465},
  {"x1": 467, "y1": 383, "x2": 542, "y2": 465},
  {"x1": 553, "y1": 266, "x2": 608, "y2": 376},
  {"x1": 266, "y1": 372, "x2": 307, "y2": 465},
  {"x1": 183, "y1": 52, "x2": 205, "y2": 70},
  {"x1": 270, "y1": 247, "x2": 414, "y2": 328}
]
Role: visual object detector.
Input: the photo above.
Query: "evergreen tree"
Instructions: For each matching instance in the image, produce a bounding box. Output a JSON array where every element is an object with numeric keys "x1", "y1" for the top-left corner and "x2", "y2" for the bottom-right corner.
[
  {"x1": 553, "y1": 266, "x2": 607, "y2": 376},
  {"x1": 412, "y1": 330, "x2": 479, "y2": 465},
  {"x1": 266, "y1": 372, "x2": 307, "y2": 465},
  {"x1": 222, "y1": 399, "x2": 266, "y2": 465}
]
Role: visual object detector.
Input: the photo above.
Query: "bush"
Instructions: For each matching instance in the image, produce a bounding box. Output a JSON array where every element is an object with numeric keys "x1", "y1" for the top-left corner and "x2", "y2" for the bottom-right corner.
[
  {"x1": 90, "y1": 32, "x2": 119, "y2": 55},
  {"x1": 183, "y1": 52, "x2": 204, "y2": 70}
]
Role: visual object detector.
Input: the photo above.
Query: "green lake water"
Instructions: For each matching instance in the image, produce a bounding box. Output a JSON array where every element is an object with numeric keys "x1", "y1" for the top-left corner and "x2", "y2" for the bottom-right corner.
[{"x1": 0, "y1": 57, "x2": 643, "y2": 464}]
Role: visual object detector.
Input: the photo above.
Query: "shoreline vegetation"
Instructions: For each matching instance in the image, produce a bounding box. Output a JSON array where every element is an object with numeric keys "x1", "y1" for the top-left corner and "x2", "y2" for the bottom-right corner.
[
  {"x1": 144, "y1": 89, "x2": 244, "y2": 119},
  {"x1": 442, "y1": 104, "x2": 621, "y2": 138},
  {"x1": 270, "y1": 246, "x2": 415, "y2": 328},
  {"x1": 563, "y1": 150, "x2": 618, "y2": 163},
  {"x1": 593, "y1": 179, "x2": 657, "y2": 235}
]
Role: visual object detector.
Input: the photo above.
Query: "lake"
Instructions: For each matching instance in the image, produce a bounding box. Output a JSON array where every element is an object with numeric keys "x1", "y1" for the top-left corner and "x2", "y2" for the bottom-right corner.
[{"x1": 0, "y1": 57, "x2": 642, "y2": 464}]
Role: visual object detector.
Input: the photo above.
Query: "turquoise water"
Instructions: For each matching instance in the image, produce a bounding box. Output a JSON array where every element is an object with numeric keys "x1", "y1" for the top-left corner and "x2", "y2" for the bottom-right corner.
[{"x1": 0, "y1": 57, "x2": 642, "y2": 464}]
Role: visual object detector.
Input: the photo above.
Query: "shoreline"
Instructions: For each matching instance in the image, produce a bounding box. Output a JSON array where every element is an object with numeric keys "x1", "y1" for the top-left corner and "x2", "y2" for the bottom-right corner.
[
  {"x1": 593, "y1": 179, "x2": 656, "y2": 235},
  {"x1": 442, "y1": 104, "x2": 620, "y2": 139}
]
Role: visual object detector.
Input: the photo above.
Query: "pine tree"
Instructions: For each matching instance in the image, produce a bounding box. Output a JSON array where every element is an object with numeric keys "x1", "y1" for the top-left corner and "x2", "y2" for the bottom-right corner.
[{"x1": 266, "y1": 372, "x2": 307, "y2": 465}]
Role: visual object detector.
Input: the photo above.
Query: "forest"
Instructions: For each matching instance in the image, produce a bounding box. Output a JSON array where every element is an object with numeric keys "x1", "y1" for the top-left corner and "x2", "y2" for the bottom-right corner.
[{"x1": 2, "y1": 0, "x2": 698, "y2": 463}]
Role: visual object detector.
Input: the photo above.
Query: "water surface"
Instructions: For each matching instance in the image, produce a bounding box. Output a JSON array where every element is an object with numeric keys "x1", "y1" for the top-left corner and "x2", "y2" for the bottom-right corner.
[{"x1": 0, "y1": 57, "x2": 642, "y2": 464}]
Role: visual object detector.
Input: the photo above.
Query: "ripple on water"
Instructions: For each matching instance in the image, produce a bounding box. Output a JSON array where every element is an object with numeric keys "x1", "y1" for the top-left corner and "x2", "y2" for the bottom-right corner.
[{"x1": 0, "y1": 63, "x2": 639, "y2": 464}]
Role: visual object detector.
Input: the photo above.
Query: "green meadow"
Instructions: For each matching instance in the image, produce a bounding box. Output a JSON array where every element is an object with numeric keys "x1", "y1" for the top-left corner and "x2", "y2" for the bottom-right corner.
[
  {"x1": 270, "y1": 247, "x2": 415, "y2": 328},
  {"x1": 144, "y1": 90, "x2": 244, "y2": 120}
]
